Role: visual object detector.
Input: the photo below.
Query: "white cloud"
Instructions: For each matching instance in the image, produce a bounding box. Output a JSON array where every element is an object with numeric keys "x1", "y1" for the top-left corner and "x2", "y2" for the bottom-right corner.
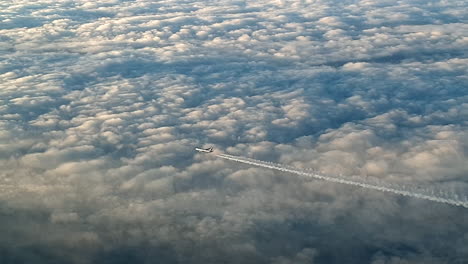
[{"x1": 0, "y1": 0, "x2": 467, "y2": 263}]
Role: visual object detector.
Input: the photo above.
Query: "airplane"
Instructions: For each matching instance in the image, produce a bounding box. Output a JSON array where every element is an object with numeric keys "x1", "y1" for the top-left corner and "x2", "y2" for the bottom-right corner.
[{"x1": 195, "y1": 147, "x2": 213, "y2": 153}]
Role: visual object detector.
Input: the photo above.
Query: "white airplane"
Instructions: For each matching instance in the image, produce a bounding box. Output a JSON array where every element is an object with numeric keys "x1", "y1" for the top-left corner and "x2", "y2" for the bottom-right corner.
[{"x1": 195, "y1": 147, "x2": 213, "y2": 153}]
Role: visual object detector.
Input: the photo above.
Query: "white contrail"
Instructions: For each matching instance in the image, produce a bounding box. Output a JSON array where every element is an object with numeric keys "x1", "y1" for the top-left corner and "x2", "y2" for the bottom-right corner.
[{"x1": 215, "y1": 153, "x2": 468, "y2": 208}]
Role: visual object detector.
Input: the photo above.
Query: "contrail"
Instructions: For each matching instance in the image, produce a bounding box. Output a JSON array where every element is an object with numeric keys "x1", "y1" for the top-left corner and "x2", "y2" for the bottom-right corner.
[{"x1": 215, "y1": 153, "x2": 468, "y2": 208}]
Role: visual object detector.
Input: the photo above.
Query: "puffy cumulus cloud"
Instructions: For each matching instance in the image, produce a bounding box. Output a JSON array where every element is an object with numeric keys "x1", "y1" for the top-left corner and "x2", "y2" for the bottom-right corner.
[{"x1": 1, "y1": 0, "x2": 468, "y2": 263}]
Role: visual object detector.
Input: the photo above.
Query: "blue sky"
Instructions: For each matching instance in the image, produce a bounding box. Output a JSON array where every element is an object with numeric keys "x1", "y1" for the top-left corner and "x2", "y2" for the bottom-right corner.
[{"x1": 1, "y1": 0, "x2": 467, "y2": 263}]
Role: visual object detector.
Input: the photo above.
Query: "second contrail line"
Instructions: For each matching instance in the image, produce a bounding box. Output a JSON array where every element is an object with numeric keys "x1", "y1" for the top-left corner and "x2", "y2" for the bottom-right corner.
[{"x1": 215, "y1": 153, "x2": 468, "y2": 208}]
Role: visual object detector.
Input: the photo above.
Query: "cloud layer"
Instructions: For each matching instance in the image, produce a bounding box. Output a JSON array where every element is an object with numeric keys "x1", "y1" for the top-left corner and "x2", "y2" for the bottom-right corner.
[{"x1": 1, "y1": 0, "x2": 467, "y2": 263}]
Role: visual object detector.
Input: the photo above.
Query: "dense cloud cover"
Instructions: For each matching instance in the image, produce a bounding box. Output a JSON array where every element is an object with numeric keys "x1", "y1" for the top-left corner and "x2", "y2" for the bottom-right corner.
[{"x1": 1, "y1": 0, "x2": 467, "y2": 263}]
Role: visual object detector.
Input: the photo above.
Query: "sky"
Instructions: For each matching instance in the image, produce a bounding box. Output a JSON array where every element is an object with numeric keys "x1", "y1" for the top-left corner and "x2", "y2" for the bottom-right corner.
[{"x1": 1, "y1": 0, "x2": 467, "y2": 263}]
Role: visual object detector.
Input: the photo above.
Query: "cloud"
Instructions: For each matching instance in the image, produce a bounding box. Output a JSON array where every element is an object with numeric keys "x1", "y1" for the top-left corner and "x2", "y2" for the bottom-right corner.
[{"x1": 0, "y1": 0, "x2": 467, "y2": 263}]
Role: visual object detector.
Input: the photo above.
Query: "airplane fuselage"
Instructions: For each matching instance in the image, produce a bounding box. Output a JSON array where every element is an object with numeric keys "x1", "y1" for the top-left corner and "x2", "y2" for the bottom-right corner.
[{"x1": 195, "y1": 147, "x2": 213, "y2": 153}]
